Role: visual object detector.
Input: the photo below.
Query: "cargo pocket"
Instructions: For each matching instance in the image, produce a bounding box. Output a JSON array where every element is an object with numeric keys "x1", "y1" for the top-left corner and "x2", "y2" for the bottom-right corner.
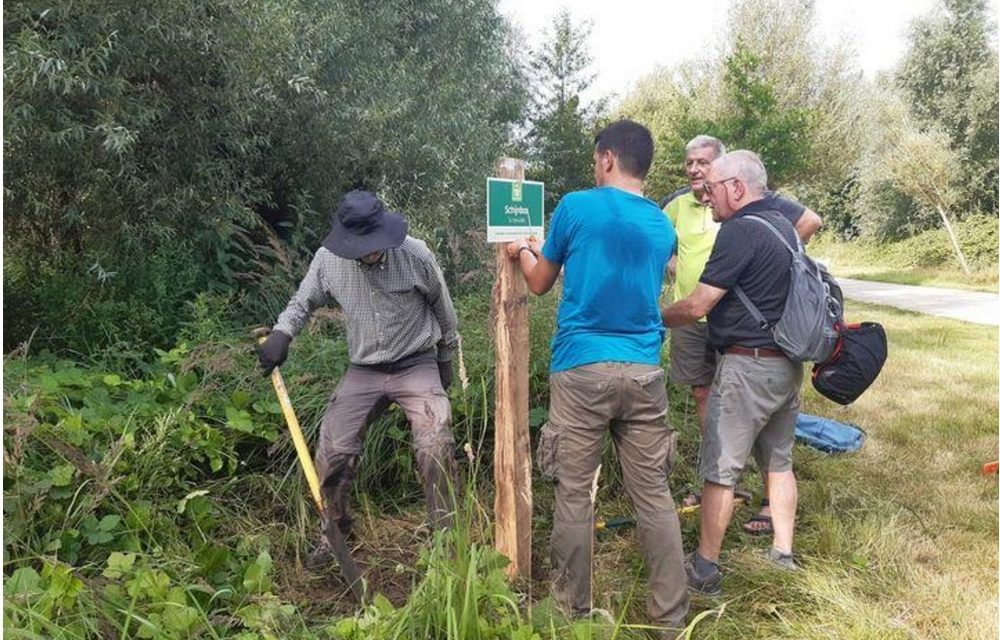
[
  {"x1": 536, "y1": 422, "x2": 561, "y2": 482},
  {"x1": 663, "y1": 429, "x2": 678, "y2": 477}
]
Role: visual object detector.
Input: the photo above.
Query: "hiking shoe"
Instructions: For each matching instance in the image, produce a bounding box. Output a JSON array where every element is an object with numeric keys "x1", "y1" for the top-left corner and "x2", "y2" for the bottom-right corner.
[
  {"x1": 305, "y1": 540, "x2": 335, "y2": 570},
  {"x1": 304, "y1": 523, "x2": 354, "y2": 570},
  {"x1": 684, "y1": 552, "x2": 722, "y2": 597},
  {"x1": 766, "y1": 547, "x2": 800, "y2": 571}
]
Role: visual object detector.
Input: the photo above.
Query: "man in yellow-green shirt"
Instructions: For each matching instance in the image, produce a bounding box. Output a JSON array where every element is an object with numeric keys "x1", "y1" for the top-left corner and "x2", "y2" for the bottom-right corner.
[{"x1": 662, "y1": 135, "x2": 822, "y2": 532}]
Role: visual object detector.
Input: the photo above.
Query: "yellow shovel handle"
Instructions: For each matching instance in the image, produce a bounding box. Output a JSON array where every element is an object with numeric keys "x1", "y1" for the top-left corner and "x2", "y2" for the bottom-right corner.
[{"x1": 259, "y1": 336, "x2": 324, "y2": 513}]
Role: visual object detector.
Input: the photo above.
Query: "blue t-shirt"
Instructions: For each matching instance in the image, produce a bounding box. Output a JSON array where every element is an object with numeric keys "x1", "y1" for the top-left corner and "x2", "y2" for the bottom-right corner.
[{"x1": 542, "y1": 186, "x2": 676, "y2": 373}]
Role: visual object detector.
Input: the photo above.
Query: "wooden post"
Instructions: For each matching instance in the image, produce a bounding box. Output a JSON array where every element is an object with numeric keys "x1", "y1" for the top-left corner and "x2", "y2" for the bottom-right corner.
[{"x1": 491, "y1": 157, "x2": 533, "y2": 580}]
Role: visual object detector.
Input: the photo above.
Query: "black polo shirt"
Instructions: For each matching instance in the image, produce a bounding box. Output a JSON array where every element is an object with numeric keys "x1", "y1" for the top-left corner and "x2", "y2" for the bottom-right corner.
[
  {"x1": 761, "y1": 191, "x2": 806, "y2": 226},
  {"x1": 699, "y1": 198, "x2": 799, "y2": 351}
]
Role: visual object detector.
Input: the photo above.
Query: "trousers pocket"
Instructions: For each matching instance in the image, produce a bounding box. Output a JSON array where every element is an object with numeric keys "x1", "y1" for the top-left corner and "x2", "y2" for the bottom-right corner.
[
  {"x1": 663, "y1": 429, "x2": 678, "y2": 476},
  {"x1": 536, "y1": 422, "x2": 561, "y2": 482},
  {"x1": 633, "y1": 367, "x2": 664, "y2": 386}
]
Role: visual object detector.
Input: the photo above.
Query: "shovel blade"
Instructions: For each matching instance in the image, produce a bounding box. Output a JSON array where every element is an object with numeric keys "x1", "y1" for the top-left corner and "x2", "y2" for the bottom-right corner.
[{"x1": 323, "y1": 513, "x2": 367, "y2": 602}]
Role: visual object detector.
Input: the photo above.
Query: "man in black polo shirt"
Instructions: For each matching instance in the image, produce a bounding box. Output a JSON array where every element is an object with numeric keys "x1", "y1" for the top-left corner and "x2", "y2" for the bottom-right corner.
[
  {"x1": 663, "y1": 135, "x2": 821, "y2": 536},
  {"x1": 661, "y1": 150, "x2": 802, "y2": 596}
]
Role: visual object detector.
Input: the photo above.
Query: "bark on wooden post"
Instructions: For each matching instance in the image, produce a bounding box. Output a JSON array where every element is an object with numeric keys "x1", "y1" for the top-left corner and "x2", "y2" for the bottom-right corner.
[{"x1": 491, "y1": 157, "x2": 533, "y2": 580}]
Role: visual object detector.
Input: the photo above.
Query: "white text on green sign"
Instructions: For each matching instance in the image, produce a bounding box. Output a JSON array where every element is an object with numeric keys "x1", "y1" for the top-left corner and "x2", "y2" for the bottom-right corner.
[{"x1": 486, "y1": 177, "x2": 544, "y2": 243}]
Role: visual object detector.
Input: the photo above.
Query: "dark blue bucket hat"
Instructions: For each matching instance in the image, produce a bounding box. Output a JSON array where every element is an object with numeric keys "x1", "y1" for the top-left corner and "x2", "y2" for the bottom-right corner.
[{"x1": 322, "y1": 190, "x2": 408, "y2": 259}]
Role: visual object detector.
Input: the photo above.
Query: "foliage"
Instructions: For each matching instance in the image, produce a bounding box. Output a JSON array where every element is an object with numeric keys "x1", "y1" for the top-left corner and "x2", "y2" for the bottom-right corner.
[
  {"x1": 2, "y1": 339, "x2": 317, "y2": 638},
  {"x1": 4, "y1": 0, "x2": 309, "y2": 353},
  {"x1": 523, "y1": 9, "x2": 605, "y2": 212},
  {"x1": 895, "y1": 0, "x2": 998, "y2": 217},
  {"x1": 3, "y1": 0, "x2": 528, "y2": 354},
  {"x1": 0, "y1": 292, "x2": 648, "y2": 638},
  {"x1": 722, "y1": 0, "x2": 866, "y2": 196},
  {"x1": 811, "y1": 215, "x2": 998, "y2": 278},
  {"x1": 615, "y1": 65, "x2": 713, "y2": 200},
  {"x1": 6, "y1": 294, "x2": 998, "y2": 638},
  {"x1": 327, "y1": 481, "x2": 537, "y2": 640},
  {"x1": 621, "y1": 0, "x2": 865, "y2": 205},
  {"x1": 896, "y1": 0, "x2": 995, "y2": 146},
  {"x1": 850, "y1": 74, "x2": 990, "y2": 255},
  {"x1": 883, "y1": 126, "x2": 971, "y2": 271},
  {"x1": 832, "y1": 0, "x2": 998, "y2": 243},
  {"x1": 714, "y1": 45, "x2": 814, "y2": 186},
  {"x1": 3, "y1": 343, "x2": 278, "y2": 563}
]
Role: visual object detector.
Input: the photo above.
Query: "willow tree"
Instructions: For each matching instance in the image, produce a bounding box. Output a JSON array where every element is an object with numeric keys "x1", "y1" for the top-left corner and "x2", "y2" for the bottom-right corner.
[
  {"x1": 885, "y1": 128, "x2": 971, "y2": 273},
  {"x1": 896, "y1": 0, "x2": 998, "y2": 217}
]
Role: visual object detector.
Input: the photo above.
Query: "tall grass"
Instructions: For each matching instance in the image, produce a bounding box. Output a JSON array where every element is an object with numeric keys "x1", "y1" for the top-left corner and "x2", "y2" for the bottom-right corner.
[{"x1": 5, "y1": 295, "x2": 996, "y2": 638}]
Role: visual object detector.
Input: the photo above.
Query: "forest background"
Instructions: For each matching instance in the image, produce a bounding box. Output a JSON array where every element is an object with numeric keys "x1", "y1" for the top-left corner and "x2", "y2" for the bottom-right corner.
[{"x1": 3, "y1": 0, "x2": 997, "y2": 638}]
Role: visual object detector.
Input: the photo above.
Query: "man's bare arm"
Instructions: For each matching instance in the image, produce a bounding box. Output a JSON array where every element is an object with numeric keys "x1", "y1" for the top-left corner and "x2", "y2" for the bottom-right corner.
[
  {"x1": 795, "y1": 208, "x2": 823, "y2": 243},
  {"x1": 506, "y1": 238, "x2": 560, "y2": 295},
  {"x1": 661, "y1": 282, "x2": 727, "y2": 328}
]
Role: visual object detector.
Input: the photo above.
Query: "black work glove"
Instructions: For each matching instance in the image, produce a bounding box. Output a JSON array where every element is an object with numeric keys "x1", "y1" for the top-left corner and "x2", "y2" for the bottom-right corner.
[
  {"x1": 437, "y1": 359, "x2": 454, "y2": 390},
  {"x1": 256, "y1": 330, "x2": 292, "y2": 377}
]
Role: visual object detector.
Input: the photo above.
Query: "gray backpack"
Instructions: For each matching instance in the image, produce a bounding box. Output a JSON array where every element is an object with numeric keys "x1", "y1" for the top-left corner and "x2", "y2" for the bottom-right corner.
[{"x1": 734, "y1": 215, "x2": 843, "y2": 363}]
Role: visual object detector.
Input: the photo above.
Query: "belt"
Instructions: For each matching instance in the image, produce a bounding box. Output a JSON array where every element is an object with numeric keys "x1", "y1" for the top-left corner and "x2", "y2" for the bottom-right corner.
[
  {"x1": 724, "y1": 345, "x2": 787, "y2": 358},
  {"x1": 353, "y1": 349, "x2": 436, "y2": 373}
]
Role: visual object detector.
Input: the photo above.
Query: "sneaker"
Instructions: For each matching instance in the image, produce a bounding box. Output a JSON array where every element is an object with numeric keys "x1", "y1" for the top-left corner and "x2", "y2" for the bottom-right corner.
[
  {"x1": 766, "y1": 547, "x2": 800, "y2": 571},
  {"x1": 684, "y1": 552, "x2": 722, "y2": 597}
]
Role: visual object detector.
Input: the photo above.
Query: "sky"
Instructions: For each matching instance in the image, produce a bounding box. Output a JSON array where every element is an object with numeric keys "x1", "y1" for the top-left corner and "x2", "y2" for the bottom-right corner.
[{"x1": 498, "y1": 0, "x2": 999, "y2": 105}]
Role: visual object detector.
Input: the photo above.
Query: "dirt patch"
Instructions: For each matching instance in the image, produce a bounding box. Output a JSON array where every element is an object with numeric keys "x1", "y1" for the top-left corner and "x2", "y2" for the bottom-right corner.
[{"x1": 273, "y1": 512, "x2": 428, "y2": 619}]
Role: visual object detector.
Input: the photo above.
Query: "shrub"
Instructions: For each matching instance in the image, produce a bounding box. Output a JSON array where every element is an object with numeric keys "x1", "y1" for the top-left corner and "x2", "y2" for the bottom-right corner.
[{"x1": 812, "y1": 215, "x2": 998, "y2": 273}]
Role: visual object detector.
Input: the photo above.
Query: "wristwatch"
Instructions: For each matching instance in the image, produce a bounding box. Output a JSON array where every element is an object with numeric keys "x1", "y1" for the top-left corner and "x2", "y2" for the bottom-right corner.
[{"x1": 518, "y1": 245, "x2": 537, "y2": 258}]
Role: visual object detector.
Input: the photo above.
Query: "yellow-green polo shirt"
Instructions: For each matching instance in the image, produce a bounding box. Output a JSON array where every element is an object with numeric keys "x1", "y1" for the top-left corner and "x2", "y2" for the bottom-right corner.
[{"x1": 664, "y1": 190, "x2": 721, "y2": 304}]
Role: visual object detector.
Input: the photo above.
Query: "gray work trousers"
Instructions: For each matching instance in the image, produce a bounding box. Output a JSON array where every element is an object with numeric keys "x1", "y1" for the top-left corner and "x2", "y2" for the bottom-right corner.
[
  {"x1": 538, "y1": 362, "x2": 689, "y2": 627},
  {"x1": 314, "y1": 361, "x2": 458, "y2": 534}
]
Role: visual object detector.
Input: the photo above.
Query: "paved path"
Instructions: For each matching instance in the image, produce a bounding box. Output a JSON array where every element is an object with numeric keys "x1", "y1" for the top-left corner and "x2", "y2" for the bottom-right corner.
[{"x1": 837, "y1": 278, "x2": 999, "y2": 326}]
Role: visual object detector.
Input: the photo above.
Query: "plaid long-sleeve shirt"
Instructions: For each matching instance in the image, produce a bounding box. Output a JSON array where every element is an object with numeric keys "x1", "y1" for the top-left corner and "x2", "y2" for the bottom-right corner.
[{"x1": 273, "y1": 236, "x2": 458, "y2": 365}]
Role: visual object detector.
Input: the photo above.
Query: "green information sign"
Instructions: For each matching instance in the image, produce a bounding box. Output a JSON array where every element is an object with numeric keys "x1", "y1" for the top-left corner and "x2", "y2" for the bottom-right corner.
[{"x1": 486, "y1": 177, "x2": 544, "y2": 242}]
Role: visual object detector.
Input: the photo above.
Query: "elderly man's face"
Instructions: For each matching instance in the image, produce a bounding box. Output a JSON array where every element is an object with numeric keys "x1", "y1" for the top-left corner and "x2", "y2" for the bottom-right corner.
[
  {"x1": 684, "y1": 146, "x2": 719, "y2": 196},
  {"x1": 703, "y1": 163, "x2": 741, "y2": 223}
]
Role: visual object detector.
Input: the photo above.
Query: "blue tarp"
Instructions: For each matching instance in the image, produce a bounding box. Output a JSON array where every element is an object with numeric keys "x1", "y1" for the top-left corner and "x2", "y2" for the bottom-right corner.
[{"x1": 795, "y1": 413, "x2": 865, "y2": 453}]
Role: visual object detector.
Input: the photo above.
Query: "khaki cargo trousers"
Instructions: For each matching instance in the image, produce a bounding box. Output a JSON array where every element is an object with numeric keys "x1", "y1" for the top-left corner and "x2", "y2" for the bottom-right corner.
[
  {"x1": 314, "y1": 361, "x2": 458, "y2": 536},
  {"x1": 538, "y1": 362, "x2": 689, "y2": 627}
]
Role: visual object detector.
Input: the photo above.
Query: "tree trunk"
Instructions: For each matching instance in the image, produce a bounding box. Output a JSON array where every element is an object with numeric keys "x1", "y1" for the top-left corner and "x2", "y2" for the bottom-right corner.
[{"x1": 935, "y1": 204, "x2": 971, "y2": 275}]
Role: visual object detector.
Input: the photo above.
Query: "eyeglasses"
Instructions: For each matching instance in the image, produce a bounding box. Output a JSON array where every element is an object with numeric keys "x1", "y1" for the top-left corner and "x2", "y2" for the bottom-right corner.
[{"x1": 703, "y1": 176, "x2": 739, "y2": 194}]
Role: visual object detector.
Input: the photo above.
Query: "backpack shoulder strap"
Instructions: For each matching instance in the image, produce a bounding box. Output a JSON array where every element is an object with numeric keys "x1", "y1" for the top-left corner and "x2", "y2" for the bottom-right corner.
[
  {"x1": 733, "y1": 285, "x2": 769, "y2": 330},
  {"x1": 731, "y1": 213, "x2": 801, "y2": 332},
  {"x1": 743, "y1": 214, "x2": 804, "y2": 254}
]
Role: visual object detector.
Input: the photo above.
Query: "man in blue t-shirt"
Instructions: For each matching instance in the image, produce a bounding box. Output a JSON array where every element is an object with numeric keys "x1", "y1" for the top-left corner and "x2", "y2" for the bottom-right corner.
[{"x1": 507, "y1": 120, "x2": 688, "y2": 635}]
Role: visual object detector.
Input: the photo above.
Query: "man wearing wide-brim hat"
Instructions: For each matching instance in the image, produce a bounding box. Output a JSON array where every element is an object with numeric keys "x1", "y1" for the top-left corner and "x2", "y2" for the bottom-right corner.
[{"x1": 257, "y1": 189, "x2": 459, "y2": 567}]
